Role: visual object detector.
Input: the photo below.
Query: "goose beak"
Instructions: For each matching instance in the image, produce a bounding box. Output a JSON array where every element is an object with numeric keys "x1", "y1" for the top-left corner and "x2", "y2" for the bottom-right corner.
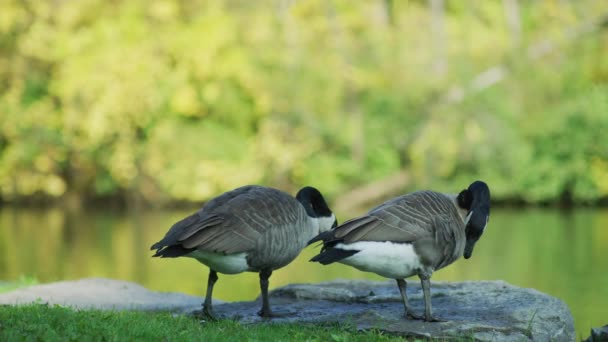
[
  {"x1": 464, "y1": 240, "x2": 476, "y2": 259},
  {"x1": 464, "y1": 250, "x2": 472, "y2": 259}
]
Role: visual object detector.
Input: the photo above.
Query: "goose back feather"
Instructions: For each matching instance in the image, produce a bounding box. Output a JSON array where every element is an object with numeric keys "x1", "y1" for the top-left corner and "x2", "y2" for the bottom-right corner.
[
  {"x1": 310, "y1": 190, "x2": 467, "y2": 272},
  {"x1": 152, "y1": 185, "x2": 313, "y2": 271}
]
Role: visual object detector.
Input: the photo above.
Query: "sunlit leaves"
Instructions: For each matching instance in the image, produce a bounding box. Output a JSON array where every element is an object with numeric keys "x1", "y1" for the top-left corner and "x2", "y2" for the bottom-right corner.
[{"x1": 0, "y1": 0, "x2": 606, "y2": 204}]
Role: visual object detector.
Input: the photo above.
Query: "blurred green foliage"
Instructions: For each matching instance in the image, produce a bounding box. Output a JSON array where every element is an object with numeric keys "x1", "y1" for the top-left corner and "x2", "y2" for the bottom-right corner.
[{"x1": 0, "y1": 0, "x2": 607, "y2": 205}]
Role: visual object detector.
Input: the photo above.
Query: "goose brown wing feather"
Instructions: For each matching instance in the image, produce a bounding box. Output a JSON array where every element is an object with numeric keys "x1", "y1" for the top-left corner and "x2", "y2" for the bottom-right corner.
[
  {"x1": 333, "y1": 216, "x2": 376, "y2": 239},
  {"x1": 150, "y1": 213, "x2": 223, "y2": 250},
  {"x1": 334, "y1": 191, "x2": 454, "y2": 244},
  {"x1": 181, "y1": 218, "x2": 259, "y2": 254},
  {"x1": 178, "y1": 215, "x2": 224, "y2": 241},
  {"x1": 339, "y1": 212, "x2": 432, "y2": 243},
  {"x1": 152, "y1": 185, "x2": 304, "y2": 255}
]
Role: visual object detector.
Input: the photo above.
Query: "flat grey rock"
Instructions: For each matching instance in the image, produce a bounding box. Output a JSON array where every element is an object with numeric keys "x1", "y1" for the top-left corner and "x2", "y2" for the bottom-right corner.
[
  {"x1": 0, "y1": 278, "x2": 215, "y2": 313},
  {"x1": 0, "y1": 278, "x2": 575, "y2": 341},
  {"x1": 212, "y1": 279, "x2": 575, "y2": 342}
]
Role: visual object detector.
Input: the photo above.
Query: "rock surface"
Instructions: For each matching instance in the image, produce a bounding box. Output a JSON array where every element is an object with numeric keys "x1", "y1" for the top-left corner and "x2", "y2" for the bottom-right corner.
[
  {"x1": 0, "y1": 278, "x2": 211, "y2": 313},
  {"x1": 213, "y1": 279, "x2": 575, "y2": 342},
  {"x1": 0, "y1": 278, "x2": 575, "y2": 341}
]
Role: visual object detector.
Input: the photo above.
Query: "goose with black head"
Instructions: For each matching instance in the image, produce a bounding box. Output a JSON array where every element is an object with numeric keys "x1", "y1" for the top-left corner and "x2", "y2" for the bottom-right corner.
[
  {"x1": 309, "y1": 181, "x2": 490, "y2": 321},
  {"x1": 151, "y1": 185, "x2": 336, "y2": 319}
]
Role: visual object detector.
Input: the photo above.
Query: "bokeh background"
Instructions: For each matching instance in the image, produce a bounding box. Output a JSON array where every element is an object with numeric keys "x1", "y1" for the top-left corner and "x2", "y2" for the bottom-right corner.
[{"x1": 1, "y1": 0, "x2": 607, "y2": 337}]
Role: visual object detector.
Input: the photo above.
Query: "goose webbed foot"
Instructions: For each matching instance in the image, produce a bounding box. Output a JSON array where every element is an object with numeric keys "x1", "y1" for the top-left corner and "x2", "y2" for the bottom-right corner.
[
  {"x1": 192, "y1": 306, "x2": 219, "y2": 321},
  {"x1": 195, "y1": 270, "x2": 220, "y2": 321},
  {"x1": 405, "y1": 311, "x2": 424, "y2": 320},
  {"x1": 418, "y1": 274, "x2": 445, "y2": 323},
  {"x1": 396, "y1": 279, "x2": 425, "y2": 321},
  {"x1": 424, "y1": 315, "x2": 446, "y2": 322},
  {"x1": 404, "y1": 311, "x2": 445, "y2": 322},
  {"x1": 257, "y1": 269, "x2": 292, "y2": 319}
]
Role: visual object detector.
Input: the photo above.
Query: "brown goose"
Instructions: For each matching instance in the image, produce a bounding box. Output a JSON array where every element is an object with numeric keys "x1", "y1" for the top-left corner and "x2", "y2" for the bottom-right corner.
[
  {"x1": 308, "y1": 180, "x2": 490, "y2": 321},
  {"x1": 151, "y1": 185, "x2": 336, "y2": 319}
]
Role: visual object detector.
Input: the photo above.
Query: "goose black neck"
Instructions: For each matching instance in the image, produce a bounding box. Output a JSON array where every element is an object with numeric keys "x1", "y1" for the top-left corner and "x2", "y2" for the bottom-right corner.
[
  {"x1": 462, "y1": 180, "x2": 491, "y2": 259},
  {"x1": 296, "y1": 186, "x2": 332, "y2": 218}
]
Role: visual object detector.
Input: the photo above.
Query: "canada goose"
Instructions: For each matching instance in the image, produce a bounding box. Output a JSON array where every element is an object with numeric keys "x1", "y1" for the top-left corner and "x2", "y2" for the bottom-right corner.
[
  {"x1": 151, "y1": 185, "x2": 336, "y2": 319},
  {"x1": 308, "y1": 180, "x2": 490, "y2": 322}
]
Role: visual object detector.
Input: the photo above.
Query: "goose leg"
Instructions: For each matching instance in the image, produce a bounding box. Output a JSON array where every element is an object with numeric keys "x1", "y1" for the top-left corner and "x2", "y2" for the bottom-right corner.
[
  {"x1": 256, "y1": 269, "x2": 292, "y2": 318},
  {"x1": 195, "y1": 269, "x2": 219, "y2": 320},
  {"x1": 419, "y1": 274, "x2": 444, "y2": 322},
  {"x1": 396, "y1": 279, "x2": 423, "y2": 320},
  {"x1": 257, "y1": 268, "x2": 274, "y2": 318}
]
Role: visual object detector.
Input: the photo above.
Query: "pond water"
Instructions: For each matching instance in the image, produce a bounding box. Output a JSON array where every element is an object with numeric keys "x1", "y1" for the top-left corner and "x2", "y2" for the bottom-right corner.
[{"x1": 0, "y1": 206, "x2": 606, "y2": 336}]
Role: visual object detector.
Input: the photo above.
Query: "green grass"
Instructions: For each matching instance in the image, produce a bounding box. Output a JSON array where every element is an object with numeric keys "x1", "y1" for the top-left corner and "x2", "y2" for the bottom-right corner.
[{"x1": 0, "y1": 304, "x2": 410, "y2": 341}]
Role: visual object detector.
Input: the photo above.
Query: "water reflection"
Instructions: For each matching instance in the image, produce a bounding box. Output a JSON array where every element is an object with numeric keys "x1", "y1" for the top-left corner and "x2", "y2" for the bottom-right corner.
[{"x1": 0, "y1": 207, "x2": 606, "y2": 335}]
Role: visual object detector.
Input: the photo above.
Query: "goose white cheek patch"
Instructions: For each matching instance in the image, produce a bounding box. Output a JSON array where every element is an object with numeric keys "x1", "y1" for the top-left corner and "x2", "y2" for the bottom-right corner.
[
  {"x1": 464, "y1": 210, "x2": 474, "y2": 225},
  {"x1": 315, "y1": 214, "x2": 336, "y2": 233}
]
